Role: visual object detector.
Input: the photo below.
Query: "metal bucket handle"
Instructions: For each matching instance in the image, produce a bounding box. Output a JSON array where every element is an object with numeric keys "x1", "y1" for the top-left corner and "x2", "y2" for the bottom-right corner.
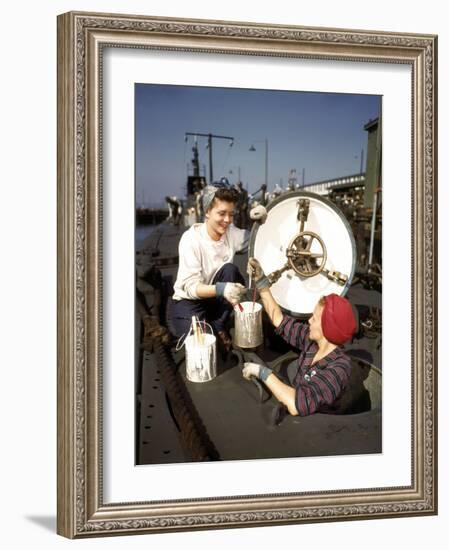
[{"x1": 175, "y1": 320, "x2": 214, "y2": 351}]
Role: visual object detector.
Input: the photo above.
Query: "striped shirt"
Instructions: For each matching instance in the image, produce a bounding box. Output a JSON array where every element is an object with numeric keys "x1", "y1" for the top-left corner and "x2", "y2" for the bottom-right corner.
[{"x1": 275, "y1": 315, "x2": 352, "y2": 416}]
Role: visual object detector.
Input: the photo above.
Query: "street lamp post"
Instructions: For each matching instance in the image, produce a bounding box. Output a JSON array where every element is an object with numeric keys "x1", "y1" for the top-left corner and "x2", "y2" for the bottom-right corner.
[{"x1": 249, "y1": 138, "x2": 268, "y2": 188}]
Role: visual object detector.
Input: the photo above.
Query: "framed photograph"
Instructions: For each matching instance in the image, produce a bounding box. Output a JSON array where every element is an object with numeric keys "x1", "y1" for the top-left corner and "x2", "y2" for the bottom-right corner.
[
  {"x1": 134, "y1": 83, "x2": 383, "y2": 467},
  {"x1": 57, "y1": 11, "x2": 437, "y2": 538}
]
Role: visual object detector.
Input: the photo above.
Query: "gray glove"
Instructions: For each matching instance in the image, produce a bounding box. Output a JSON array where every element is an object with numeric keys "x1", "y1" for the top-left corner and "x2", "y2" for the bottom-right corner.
[
  {"x1": 242, "y1": 362, "x2": 273, "y2": 382},
  {"x1": 216, "y1": 282, "x2": 247, "y2": 305},
  {"x1": 247, "y1": 257, "x2": 271, "y2": 290},
  {"x1": 250, "y1": 204, "x2": 268, "y2": 224}
]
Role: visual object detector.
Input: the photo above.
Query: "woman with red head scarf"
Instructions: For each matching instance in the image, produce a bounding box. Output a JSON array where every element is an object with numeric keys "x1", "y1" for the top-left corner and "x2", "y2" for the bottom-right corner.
[{"x1": 244, "y1": 258, "x2": 357, "y2": 417}]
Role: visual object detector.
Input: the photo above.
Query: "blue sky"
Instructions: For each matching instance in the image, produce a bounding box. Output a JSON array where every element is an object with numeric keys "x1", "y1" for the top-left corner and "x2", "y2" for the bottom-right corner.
[{"x1": 135, "y1": 84, "x2": 380, "y2": 207}]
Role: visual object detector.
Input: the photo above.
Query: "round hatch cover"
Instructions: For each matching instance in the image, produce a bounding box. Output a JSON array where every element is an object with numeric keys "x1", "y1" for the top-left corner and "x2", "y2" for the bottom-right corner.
[{"x1": 249, "y1": 191, "x2": 356, "y2": 316}]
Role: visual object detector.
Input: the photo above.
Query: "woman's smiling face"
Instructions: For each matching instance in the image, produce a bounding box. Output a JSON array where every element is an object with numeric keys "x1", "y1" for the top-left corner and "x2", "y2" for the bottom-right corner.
[{"x1": 205, "y1": 199, "x2": 235, "y2": 240}]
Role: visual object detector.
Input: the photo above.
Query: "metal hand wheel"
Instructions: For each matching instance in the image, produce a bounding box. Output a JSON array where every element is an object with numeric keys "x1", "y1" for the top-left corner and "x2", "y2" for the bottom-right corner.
[{"x1": 286, "y1": 231, "x2": 327, "y2": 278}]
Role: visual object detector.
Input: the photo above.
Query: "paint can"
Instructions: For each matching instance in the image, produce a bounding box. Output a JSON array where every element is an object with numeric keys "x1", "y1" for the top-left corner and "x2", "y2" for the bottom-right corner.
[
  {"x1": 181, "y1": 322, "x2": 217, "y2": 383},
  {"x1": 233, "y1": 301, "x2": 263, "y2": 348}
]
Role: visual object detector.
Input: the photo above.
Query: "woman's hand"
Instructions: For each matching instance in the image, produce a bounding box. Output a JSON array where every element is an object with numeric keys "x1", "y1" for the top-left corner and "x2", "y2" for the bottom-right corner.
[
  {"x1": 242, "y1": 362, "x2": 273, "y2": 382},
  {"x1": 222, "y1": 282, "x2": 247, "y2": 305},
  {"x1": 250, "y1": 204, "x2": 268, "y2": 224},
  {"x1": 242, "y1": 362, "x2": 261, "y2": 380},
  {"x1": 247, "y1": 257, "x2": 270, "y2": 290}
]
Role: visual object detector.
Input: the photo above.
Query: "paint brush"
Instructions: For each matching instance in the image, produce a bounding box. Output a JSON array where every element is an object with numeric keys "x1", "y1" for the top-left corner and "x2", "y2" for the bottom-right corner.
[
  {"x1": 191, "y1": 316, "x2": 199, "y2": 345},
  {"x1": 195, "y1": 316, "x2": 204, "y2": 345},
  {"x1": 252, "y1": 284, "x2": 257, "y2": 313}
]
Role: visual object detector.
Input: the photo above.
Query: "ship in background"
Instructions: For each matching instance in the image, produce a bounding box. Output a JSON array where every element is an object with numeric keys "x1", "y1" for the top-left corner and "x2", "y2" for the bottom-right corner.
[{"x1": 135, "y1": 117, "x2": 382, "y2": 465}]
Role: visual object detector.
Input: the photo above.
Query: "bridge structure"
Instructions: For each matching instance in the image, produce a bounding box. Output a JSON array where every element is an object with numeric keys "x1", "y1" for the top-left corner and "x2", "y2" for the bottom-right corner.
[{"x1": 303, "y1": 173, "x2": 366, "y2": 195}]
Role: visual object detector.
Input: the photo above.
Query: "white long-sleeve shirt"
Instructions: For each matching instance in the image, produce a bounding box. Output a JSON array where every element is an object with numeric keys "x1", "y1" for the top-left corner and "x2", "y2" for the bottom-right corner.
[{"x1": 172, "y1": 223, "x2": 249, "y2": 301}]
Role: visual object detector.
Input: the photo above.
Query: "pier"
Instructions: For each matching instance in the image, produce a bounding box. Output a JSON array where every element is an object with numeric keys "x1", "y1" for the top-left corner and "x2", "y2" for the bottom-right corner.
[{"x1": 136, "y1": 207, "x2": 169, "y2": 225}]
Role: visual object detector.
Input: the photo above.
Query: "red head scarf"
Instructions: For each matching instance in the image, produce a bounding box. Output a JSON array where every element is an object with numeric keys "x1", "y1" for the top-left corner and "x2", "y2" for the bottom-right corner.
[{"x1": 321, "y1": 294, "x2": 357, "y2": 345}]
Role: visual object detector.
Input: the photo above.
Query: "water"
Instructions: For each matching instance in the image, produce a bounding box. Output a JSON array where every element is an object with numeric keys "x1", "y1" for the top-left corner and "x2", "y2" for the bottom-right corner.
[{"x1": 136, "y1": 224, "x2": 157, "y2": 250}]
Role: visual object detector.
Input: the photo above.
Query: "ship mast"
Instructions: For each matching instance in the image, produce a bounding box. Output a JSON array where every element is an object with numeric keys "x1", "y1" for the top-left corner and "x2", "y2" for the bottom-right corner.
[{"x1": 185, "y1": 132, "x2": 234, "y2": 184}]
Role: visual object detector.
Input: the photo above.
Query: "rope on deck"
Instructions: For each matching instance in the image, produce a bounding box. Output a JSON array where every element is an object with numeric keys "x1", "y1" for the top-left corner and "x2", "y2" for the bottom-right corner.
[{"x1": 153, "y1": 338, "x2": 220, "y2": 461}]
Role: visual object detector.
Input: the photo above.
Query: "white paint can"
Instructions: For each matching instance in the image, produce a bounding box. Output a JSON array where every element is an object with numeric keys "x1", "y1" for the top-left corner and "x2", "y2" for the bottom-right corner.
[
  {"x1": 184, "y1": 329, "x2": 217, "y2": 383},
  {"x1": 234, "y1": 301, "x2": 263, "y2": 348}
]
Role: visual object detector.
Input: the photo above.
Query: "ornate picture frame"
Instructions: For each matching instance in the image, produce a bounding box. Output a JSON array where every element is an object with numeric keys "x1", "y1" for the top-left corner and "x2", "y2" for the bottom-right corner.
[{"x1": 57, "y1": 11, "x2": 437, "y2": 538}]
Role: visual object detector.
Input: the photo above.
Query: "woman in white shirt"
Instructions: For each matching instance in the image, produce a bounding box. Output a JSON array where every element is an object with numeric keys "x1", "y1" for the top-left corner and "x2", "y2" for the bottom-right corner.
[{"x1": 171, "y1": 184, "x2": 249, "y2": 351}]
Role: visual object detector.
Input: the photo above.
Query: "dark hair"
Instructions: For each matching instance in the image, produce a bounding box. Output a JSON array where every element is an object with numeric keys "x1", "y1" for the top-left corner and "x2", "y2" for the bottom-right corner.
[{"x1": 208, "y1": 188, "x2": 238, "y2": 210}]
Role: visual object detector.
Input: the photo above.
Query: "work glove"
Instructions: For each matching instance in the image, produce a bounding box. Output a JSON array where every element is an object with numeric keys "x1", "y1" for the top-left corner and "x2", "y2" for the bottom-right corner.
[
  {"x1": 216, "y1": 282, "x2": 247, "y2": 305},
  {"x1": 247, "y1": 257, "x2": 271, "y2": 290},
  {"x1": 242, "y1": 362, "x2": 273, "y2": 382},
  {"x1": 250, "y1": 204, "x2": 268, "y2": 224}
]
